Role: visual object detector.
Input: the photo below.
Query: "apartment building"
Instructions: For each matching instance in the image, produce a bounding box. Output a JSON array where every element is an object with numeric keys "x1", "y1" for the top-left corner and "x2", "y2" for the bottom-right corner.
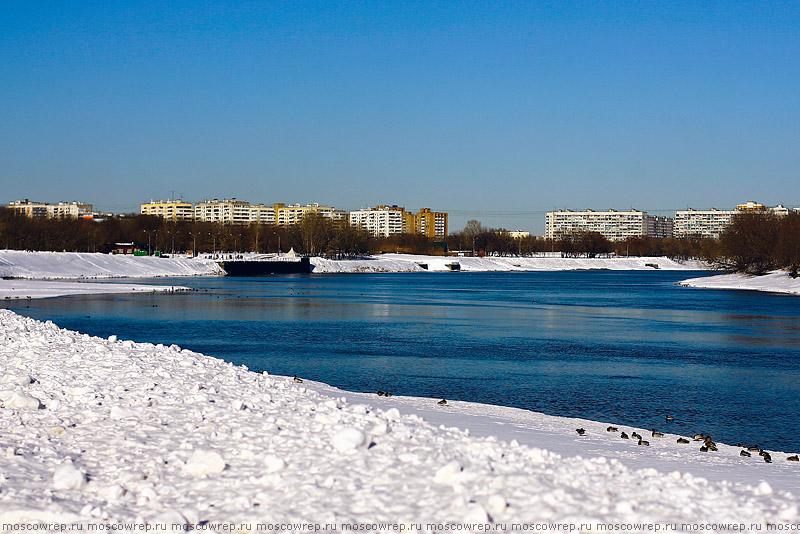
[
  {"x1": 415, "y1": 208, "x2": 448, "y2": 239},
  {"x1": 194, "y1": 198, "x2": 253, "y2": 224},
  {"x1": 248, "y1": 204, "x2": 276, "y2": 225},
  {"x1": 348, "y1": 205, "x2": 412, "y2": 237},
  {"x1": 674, "y1": 201, "x2": 795, "y2": 238},
  {"x1": 274, "y1": 203, "x2": 346, "y2": 226},
  {"x1": 140, "y1": 200, "x2": 194, "y2": 221},
  {"x1": 8, "y1": 200, "x2": 93, "y2": 219},
  {"x1": 545, "y1": 209, "x2": 668, "y2": 241},
  {"x1": 646, "y1": 216, "x2": 674, "y2": 239}
]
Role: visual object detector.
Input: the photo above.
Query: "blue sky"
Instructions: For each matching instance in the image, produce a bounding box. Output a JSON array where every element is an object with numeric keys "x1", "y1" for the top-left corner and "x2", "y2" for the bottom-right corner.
[{"x1": 1, "y1": 1, "x2": 798, "y2": 233}]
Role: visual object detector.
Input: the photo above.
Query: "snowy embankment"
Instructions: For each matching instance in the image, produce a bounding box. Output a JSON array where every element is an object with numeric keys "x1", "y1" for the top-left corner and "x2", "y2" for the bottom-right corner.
[
  {"x1": 0, "y1": 250, "x2": 223, "y2": 280},
  {"x1": 1, "y1": 310, "x2": 798, "y2": 529},
  {"x1": 311, "y1": 254, "x2": 705, "y2": 273},
  {"x1": 0, "y1": 251, "x2": 223, "y2": 299},
  {"x1": 680, "y1": 270, "x2": 800, "y2": 295}
]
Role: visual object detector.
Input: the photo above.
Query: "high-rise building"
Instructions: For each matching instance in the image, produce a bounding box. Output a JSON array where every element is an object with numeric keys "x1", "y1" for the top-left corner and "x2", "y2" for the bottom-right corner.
[
  {"x1": 415, "y1": 208, "x2": 448, "y2": 239},
  {"x1": 274, "y1": 203, "x2": 346, "y2": 226},
  {"x1": 8, "y1": 200, "x2": 93, "y2": 219},
  {"x1": 194, "y1": 199, "x2": 253, "y2": 224},
  {"x1": 140, "y1": 200, "x2": 194, "y2": 221},
  {"x1": 545, "y1": 209, "x2": 671, "y2": 241},
  {"x1": 349, "y1": 205, "x2": 410, "y2": 237}
]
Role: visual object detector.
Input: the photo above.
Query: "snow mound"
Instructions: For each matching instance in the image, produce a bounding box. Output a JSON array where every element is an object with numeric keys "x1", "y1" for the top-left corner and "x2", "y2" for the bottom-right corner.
[
  {"x1": 0, "y1": 250, "x2": 223, "y2": 279},
  {"x1": 0, "y1": 309, "x2": 797, "y2": 527},
  {"x1": 680, "y1": 270, "x2": 800, "y2": 295}
]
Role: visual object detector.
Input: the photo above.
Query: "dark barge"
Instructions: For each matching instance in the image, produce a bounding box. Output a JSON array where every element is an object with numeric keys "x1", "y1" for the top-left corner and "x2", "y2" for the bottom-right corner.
[{"x1": 217, "y1": 256, "x2": 311, "y2": 275}]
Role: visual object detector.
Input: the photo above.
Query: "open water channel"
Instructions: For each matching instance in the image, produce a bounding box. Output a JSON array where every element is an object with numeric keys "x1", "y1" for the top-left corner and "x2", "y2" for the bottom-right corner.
[{"x1": 5, "y1": 270, "x2": 800, "y2": 451}]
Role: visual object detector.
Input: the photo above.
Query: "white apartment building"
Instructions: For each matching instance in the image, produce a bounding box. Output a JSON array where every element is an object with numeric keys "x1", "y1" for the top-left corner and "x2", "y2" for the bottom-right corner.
[
  {"x1": 349, "y1": 206, "x2": 408, "y2": 237},
  {"x1": 674, "y1": 201, "x2": 796, "y2": 238},
  {"x1": 673, "y1": 208, "x2": 736, "y2": 239},
  {"x1": 194, "y1": 199, "x2": 253, "y2": 224},
  {"x1": 545, "y1": 209, "x2": 669, "y2": 241},
  {"x1": 9, "y1": 200, "x2": 93, "y2": 219}
]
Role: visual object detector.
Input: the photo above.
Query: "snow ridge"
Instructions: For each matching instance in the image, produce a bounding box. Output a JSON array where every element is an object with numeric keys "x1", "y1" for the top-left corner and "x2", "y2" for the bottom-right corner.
[
  {"x1": 310, "y1": 254, "x2": 705, "y2": 273},
  {"x1": 1, "y1": 309, "x2": 798, "y2": 528}
]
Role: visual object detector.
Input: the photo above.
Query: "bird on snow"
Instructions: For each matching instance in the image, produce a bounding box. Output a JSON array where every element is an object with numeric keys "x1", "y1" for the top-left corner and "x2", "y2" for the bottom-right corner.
[
  {"x1": 437, "y1": 399, "x2": 447, "y2": 405},
  {"x1": 651, "y1": 429, "x2": 664, "y2": 438},
  {"x1": 677, "y1": 438, "x2": 690, "y2": 444},
  {"x1": 740, "y1": 450, "x2": 752, "y2": 457},
  {"x1": 787, "y1": 455, "x2": 799, "y2": 462},
  {"x1": 620, "y1": 432, "x2": 630, "y2": 439},
  {"x1": 606, "y1": 426, "x2": 618, "y2": 432},
  {"x1": 576, "y1": 428, "x2": 586, "y2": 436},
  {"x1": 293, "y1": 375, "x2": 303, "y2": 383},
  {"x1": 638, "y1": 439, "x2": 649, "y2": 446}
]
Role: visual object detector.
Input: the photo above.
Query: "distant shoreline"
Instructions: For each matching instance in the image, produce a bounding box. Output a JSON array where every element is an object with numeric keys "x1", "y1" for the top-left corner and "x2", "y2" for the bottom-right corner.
[{"x1": 679, "y1": 270, "x2": 800, "y2": 296}]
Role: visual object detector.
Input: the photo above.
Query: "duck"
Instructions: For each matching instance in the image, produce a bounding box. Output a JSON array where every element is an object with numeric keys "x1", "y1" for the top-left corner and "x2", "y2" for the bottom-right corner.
[
  {"x1": 665, "y1": 415, "x2": 675, "y2": 422},
  {"x1": 692, "y1": 433, "x2": 705, "y2": 441},
  {"x1": 651, "y1": 429, "x2": 664, "y2": 438},
  {"x1": 677, "y1": 438, "x2": 690, "y2": 444},
  {"x1": 437, "y1": 399, "x2": 447, "y2": 405},
  {"x1": 631, "y1": 432, "x2": 642, "y2": 441},
  {"x1": 606, "y1": 426, "x2": 618, "y2": 432},
  {"x1": 638, "y1": 439, "x2": 649, "y2": 446},
  {"x1": 764, "y1": 453, "x2": 772, "y2": 463},
  {"x1": 377, "y1": 390, "x2": 385, "y2": 396},
  {"x1": 576, "y1": 428, "x2": 586, "y2": 436},
  {"x1": 385, "y1": 392, "x2": 392, "y2": 397},
  {"x1": 787, "y1": 455, "x2": 799, "y2": 462},
  {"x1": 699, "y1": 445, "x2": 709, "y2": 452},
  {"x1": 747, "y1": 445, "x2": 760, "y2": 452},
  {"x1": 740, "y1": 450, "x2": 752, "y2": 457},
  {"x1": 620, "y1": 432, "x2": 630, "y2": 439},
  {"x1": 292, "y1": 375, "x2": 303, "y2": 383}
]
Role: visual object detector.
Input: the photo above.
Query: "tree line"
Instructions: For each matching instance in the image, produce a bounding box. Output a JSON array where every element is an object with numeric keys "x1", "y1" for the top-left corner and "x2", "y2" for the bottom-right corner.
[
  {"x1": 2, "y1": 208, "x2": 795, "y2": 275},
  {"x1": 717, "y1": 211, "x2": 800, "y2": 276}
]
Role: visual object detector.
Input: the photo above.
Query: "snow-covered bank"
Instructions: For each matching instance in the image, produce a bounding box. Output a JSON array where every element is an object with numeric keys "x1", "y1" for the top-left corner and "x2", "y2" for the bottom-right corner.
[
  {"x1": 0, "y1": 250, "x2": 223, "y2": 280},
  {"x1": 680, "y1": 270, "x2": 800, "y2": 295},
  {"x1": 1, "y1": 310, "x2": 798, "y2": 528},
  {"x1": 311, "y1": 254, "x2": 705, "y2": 273},
  {"x1": 0, "y1": 279, "x2": 188, "y2": 300}
]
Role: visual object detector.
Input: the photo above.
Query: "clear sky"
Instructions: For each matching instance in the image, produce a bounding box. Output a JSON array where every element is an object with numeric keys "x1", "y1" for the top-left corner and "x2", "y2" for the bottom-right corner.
[{"x1": 1, "y1": 1, "x2": 798, "y2": 234}]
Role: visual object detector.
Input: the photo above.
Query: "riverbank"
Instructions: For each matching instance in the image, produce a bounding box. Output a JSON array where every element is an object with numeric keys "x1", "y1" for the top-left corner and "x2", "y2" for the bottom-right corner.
[
  {"x1": 679, "y1": 270, "x2": 800, "y2": 295},
  {"x1": 1, "y1": 309, "x2": 798, "y2": 527},
  {"x1": 310, "y1": 254, "x2": 705, "y2": 273}
]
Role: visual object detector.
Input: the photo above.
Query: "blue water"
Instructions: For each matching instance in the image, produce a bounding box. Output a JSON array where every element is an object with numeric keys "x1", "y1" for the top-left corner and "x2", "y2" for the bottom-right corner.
[{"x1": 4, "y1": 271, "x2": 800, "y2": 452}]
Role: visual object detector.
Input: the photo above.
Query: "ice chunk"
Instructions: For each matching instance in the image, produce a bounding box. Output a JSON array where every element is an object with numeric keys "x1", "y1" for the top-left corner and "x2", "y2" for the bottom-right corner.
[
  {"x1": 183, "y1": 450, "x2": 226, "y2": 475},
  {"x1": 53, "y1": 463, "x2": 85, "y2": 490},
  {"x1": 4, "y1": 391, "x2": 42, "y2": 410},
  {"x1": 331, "y1": 428, "x2": 366, "y2": 452}
]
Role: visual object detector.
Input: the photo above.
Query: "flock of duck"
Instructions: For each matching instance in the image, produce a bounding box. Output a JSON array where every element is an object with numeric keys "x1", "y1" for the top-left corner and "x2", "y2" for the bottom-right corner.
[
  {"x1": 292, "y1": 384, "x2": 799, "y2": 465},
  {"x1": 575, "y1": 415, "x2": 800, "y2": 463}
]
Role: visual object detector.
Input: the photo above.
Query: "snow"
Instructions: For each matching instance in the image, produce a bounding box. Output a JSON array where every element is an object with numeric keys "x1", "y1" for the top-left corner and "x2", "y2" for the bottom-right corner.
[
  {"x1": 680, "y1": 270, "x2": 800, "y2": 295},
  {"x1": 0, "y1": 279, "x2": 190, "y2": 300},
  {"x1": 0, "y1": 250, "x2": 222, "y2": 300},
  {"x1": 0, "y1": 250, "x2": 223, "y2": 279},
  {"x1": 310, "y1": 253, "x2": 705, "y2": 273},
  {"x1": 1, "y1": 309, "x2": 798, "y2": 529}
]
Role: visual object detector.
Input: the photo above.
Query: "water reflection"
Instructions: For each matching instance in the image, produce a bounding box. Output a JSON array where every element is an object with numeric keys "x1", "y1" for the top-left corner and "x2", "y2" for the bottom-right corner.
[{"x1": 3, "y1": 270, "x2": 800, "y2": 451}]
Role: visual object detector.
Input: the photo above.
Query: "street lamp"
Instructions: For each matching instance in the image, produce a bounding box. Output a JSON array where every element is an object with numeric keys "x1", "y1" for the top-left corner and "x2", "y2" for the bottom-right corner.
[
  {"x1": 188, "y1": 231, "x2": 196, "y2": 257},
  {"x1": 273, "y1": 232, "x2": 281, "y2": 255},
  {"x1": 143, "y1": 230, "x2": 154, "y2": 256}
]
